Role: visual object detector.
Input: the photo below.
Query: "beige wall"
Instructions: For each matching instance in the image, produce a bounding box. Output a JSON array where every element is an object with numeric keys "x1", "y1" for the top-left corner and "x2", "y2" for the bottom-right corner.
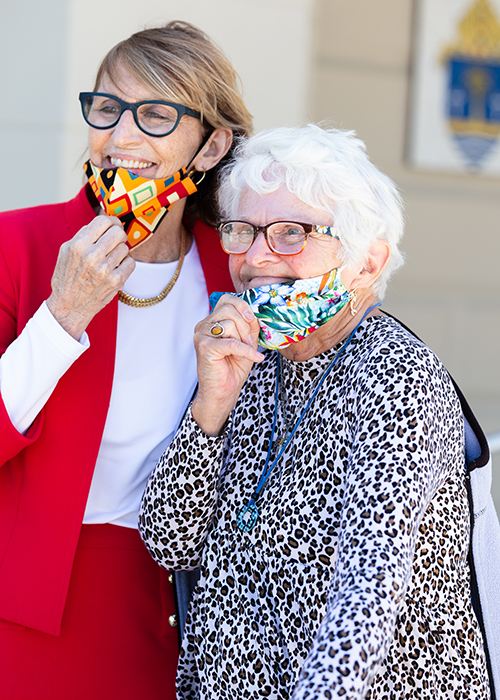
[
  {"x1": 0, "y1": 0, "x2": 314, "y2": 210},
  {"x1": 0, "y1": 1, "x2": 70, "y2": 210},
  {"x1": 1, "y1": 0, "x2": 499, "y2": 504},
  {"x1": 311, "y1": 0, "x2": 500, "y2": 504}
]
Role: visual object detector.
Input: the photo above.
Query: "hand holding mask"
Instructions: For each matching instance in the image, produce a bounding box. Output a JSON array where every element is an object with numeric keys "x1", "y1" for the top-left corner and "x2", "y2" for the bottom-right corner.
[{"x1": 210, "y1": 268, "x2": 350, "y2": 350}]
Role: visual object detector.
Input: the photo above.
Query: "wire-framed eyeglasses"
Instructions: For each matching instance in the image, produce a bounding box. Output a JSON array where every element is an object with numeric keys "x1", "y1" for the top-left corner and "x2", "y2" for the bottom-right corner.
[
  {"x1": 217, "y1": 221, "x2": 338, "y2": 256},
  {"x1": 79, "y1": 92, "x2": 201, "y2": 138}
]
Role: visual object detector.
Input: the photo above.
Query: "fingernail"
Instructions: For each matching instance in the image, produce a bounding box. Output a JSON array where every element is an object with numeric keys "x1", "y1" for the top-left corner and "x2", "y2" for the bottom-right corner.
[{"x1": 243, "y1": 310, "x2": 254, "y2": 321}]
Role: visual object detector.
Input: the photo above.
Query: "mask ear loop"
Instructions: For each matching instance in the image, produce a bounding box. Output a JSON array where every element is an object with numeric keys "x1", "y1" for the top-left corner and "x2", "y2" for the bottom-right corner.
[{"x1": 186, "y1": 127, "x2": 214, "y2": 177}]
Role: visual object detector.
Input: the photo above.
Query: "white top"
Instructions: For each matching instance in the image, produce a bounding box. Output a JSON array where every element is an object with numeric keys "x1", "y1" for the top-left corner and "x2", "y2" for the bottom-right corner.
[
  {"x1": 85, "y1": 241, "x2": 208, "y2": 527},
  {"x1": 0, "y1": 240, "x2": 209, "y2": 529}
]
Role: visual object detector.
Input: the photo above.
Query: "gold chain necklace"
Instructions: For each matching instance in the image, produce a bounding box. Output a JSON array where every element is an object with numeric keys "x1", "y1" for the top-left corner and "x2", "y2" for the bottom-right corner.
[{"x1": 118, "y1": 227, "x2": 186, "y2": 308}]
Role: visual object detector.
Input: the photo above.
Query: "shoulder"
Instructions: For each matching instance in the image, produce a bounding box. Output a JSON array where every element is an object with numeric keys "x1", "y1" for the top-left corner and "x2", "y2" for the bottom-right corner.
[
  {"x1": 0, "y1": 199, "x2": 65, "y2": 223},
  {"x1": 0, "y1": 187, "x2": 96, "y2": 309},
  {"x1": 0, "y1": 186, "x2": 95, "y2": 251},
  {"x1": 354, "y1": 314, "x2": 445, "y2": 372},
  {"x1": 349, "y1": 314, "x2": 460, "y2": 416}
]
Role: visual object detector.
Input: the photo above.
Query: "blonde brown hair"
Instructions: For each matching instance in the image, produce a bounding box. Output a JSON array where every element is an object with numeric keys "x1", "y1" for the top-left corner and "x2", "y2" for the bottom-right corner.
[{"x1": 94, "y1": 21, "x2": 253, "y2": 225}]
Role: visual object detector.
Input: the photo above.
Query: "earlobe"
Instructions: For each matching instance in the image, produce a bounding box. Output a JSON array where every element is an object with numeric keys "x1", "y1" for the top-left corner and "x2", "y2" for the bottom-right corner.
[{"x1": 194, "y1": 128, "x2": 233, "y2": 171}]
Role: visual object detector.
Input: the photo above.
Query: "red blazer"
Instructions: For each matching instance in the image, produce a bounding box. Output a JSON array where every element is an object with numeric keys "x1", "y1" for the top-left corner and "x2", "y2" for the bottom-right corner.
[{"x1": 0, "y1": 185, "x2": 233, "y2": 635}]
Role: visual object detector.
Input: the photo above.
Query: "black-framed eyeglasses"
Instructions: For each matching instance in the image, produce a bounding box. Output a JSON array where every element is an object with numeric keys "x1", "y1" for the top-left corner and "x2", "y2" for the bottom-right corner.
[
  {"x1": 79, "y1": 92, "x2": 201, "y2": 137},
  {"x1": 217, "y1": 221, "x2": 338, "y2": 256}
]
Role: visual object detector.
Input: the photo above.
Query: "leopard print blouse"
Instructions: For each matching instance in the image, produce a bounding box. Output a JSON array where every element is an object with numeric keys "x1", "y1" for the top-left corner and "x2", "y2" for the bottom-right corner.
[{"x1": 139, "y1": 316, "x2": 490, "y2": 699}]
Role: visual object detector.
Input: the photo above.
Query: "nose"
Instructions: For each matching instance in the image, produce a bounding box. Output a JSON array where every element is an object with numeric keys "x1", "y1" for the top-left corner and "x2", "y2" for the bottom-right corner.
[
  {"x1": 110, "y1": 108, "x2": 142, "y2": 145},
  {"x1": 244, "y1": 231, "x2": 280, "y2": 266}
]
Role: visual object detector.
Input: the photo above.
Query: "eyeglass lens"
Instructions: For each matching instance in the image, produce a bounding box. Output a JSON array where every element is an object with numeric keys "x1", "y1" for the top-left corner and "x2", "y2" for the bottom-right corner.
[
  {"x1": 219, "y1": 222, "x2": 308, "y2": 255},
  {"x1": 81, "y1": 94, "x2": 182, "y2": 136}
]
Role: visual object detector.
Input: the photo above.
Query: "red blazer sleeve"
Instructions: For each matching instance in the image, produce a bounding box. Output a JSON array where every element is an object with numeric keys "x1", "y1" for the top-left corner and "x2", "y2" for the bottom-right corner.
[
  {"x1": 0, "y1": 186, "x2": 101, "y2": 465},
  {"x1": 0, "y1": 204, "x2": 66, "y2": 463},
  {"x1": 0, "y1": 187, "x2": 117, "y2": 635}
]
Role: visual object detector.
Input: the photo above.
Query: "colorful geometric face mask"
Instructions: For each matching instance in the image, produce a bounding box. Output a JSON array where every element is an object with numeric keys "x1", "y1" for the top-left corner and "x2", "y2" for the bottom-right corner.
[
  {"x1": 84, "y1": 160, "x2": 198, "y2": 249},
  {"x1": 210, "y1": 268, "x2": 351, "y2": 350}
]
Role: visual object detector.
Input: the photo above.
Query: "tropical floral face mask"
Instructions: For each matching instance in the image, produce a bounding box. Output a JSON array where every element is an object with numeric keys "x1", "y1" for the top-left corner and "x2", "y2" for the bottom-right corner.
[
  {"x1": 237, "y1": 268, "x2": 350, "y2": 350},
  {"x1": 84, "y1": 160, "x2": 198, "y2": 249}
]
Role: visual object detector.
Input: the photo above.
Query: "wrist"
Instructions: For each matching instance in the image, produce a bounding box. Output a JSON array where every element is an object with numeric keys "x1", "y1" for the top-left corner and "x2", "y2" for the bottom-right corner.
[
  {"x1": 191, "y1": 395, "x2": 232, "y2": 437},
  {"x1": 46, "y1": 296, "x2": 88, "y2": 342}
]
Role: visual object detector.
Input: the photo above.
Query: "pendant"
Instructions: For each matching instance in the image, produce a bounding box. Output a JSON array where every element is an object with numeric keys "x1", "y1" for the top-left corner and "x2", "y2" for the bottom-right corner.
[
  {"x1": 236, "y1": 501, "x2": 259, "y2": 532},
  {"x1": 276, "y1": 435, "x2": 286, "y2": 449}
]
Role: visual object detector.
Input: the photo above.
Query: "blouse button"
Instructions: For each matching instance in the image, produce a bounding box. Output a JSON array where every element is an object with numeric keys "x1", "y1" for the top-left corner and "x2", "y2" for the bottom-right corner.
[
  {"x1": 168, "y1": 573, "x2": 173, "y2": 585},
  {"x1": 168, "y1": 614, "x2": 177, "y2": 628}
]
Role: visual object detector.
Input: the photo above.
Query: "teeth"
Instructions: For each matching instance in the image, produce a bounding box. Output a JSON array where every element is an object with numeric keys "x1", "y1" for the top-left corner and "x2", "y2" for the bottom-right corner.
[{"x1": 110, "y1": 157, "x2": 153, "y2": 169}]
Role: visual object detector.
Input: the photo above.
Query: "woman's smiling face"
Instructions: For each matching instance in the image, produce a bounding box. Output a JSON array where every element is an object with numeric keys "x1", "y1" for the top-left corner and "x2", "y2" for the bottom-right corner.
[
  {"x1": 229, "y1": 186, "x2": 359, "y2": 293},
  {"x1": 88, "y1": 62, "x2": 205, "y2": 180}
]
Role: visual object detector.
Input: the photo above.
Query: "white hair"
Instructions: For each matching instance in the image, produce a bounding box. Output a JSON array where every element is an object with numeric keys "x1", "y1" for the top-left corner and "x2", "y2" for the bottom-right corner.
[{"x1": 217, "y1": 124, "x2": 405, "y2": 298}]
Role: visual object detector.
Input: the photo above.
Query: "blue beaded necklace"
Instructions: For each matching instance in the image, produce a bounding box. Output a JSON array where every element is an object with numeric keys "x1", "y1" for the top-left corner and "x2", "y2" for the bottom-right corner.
[{"x1": 235, "y1": 304, "x2": 381, "y2": 533}]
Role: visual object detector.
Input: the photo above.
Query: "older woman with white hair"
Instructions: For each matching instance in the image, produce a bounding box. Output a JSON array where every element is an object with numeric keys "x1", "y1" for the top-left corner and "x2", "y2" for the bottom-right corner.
[{"x1": 139, "y1": 124, "x2": 495, "y2": 699}]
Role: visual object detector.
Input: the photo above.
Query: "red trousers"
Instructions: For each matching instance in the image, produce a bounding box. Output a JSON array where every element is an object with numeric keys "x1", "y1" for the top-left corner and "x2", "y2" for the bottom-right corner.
[{"x1": 0, "y1": 524, "x2": 178, "y2": 699}]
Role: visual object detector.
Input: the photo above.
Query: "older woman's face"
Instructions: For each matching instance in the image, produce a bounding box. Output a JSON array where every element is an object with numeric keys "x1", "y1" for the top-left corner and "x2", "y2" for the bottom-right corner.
[
  {"x1": 229, "y1": 186, "x2": 357, "y2": 292},
  {"x1": 88, "y1": 62, "x2": 205, "y2": 179}
]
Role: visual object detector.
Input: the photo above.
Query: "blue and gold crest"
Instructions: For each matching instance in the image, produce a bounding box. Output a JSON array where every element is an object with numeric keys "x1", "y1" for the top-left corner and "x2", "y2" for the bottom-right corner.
[{"x1": 443, "y1": 0, "x2": 500, "y2": 169}]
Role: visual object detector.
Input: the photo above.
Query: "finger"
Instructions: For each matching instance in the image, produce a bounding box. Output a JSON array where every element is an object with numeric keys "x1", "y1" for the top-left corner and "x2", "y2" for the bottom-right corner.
[
  {"x1": 199, "y1": 335, "x2": 265, "y2": 364},
  {"x1": 90, "y1": 255, "x2": 135, "y2": 304},
  {"x1": 72, "y1": 231, "x2": 126, "y2": 277},
  {"x1": 105, "y1": 242, "x2": 135, "y2": 274},
  {"x1": 73, "y1": 228, "x2": 128, "y2": 273},
  {"x1": 205, "y1": 308, "x2": 255, "y2": 346},
  {"x1": 76, "y1": 215, "x2": 121, "y2": 244},
  {"x1": 212, "y1": 294, "x2": 256, "y2": 323},
  {"x1": 206, "y1": 317, "x2": 241, "y2": 342},
  {"x1": 93, "y1": 224, "x2": 128, "y2": 257},
  {"x1": 87, "y1": 243, "x2": 134, "y2": 293},
  {"x1": 107, "y1": 256, "x2": 136, "y2": 294},
  {"x1": 209, "y1": 296, "x2": 260, "y2": 344}
]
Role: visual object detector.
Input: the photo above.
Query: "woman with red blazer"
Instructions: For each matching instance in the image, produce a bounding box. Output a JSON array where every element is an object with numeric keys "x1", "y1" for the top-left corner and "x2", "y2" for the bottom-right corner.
[{"x1": 0, "y1": 21, "x2": 251, "y2": 700}]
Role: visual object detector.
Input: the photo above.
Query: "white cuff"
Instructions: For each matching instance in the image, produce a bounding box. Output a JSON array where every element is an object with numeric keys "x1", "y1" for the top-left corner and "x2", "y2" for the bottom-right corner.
[{"x1": 0, "y1": 301, "x2": 90, "y2": 433}]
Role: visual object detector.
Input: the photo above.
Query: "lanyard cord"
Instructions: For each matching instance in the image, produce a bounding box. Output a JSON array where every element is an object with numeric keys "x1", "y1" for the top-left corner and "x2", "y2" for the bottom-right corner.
[{"x1": 249, "y1": 303, "x2": 382, "y2": 505}]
